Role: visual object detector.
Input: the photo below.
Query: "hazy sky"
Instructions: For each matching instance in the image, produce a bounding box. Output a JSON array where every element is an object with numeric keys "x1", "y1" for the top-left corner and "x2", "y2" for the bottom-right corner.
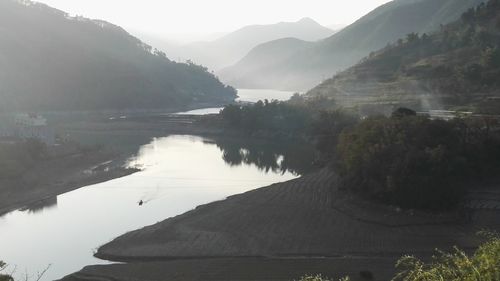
[{"x1": 35, "y1": 0, "x2": 393, "y2": 42}]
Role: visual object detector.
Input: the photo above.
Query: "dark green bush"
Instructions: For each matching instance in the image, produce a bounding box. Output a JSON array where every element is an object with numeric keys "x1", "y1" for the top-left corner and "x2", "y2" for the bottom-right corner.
[{"x1": 336, "y1": 114, "x2": 500, "y2": 210}]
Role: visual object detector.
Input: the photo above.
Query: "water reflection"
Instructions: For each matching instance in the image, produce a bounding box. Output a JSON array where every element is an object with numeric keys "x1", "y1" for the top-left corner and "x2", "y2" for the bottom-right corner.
[
  {"x1": 19, "y1": 197, "x2": 58, "y2": 214},
  {"x1": 0, "y1": 135, "x2": 314, "y2": 281},
  {"x1": 209, "y1": 137, "x2": 315, "y2": 175}
]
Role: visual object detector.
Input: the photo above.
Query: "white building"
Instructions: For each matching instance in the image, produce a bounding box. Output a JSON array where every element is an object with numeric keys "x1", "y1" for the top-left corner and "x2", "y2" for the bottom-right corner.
[
  {"x1": 15, "y1": 113, "x2": 47, "y2": 127},
  {"x1": 1, "y1": 113, "x2": 56, "y2": 145}
]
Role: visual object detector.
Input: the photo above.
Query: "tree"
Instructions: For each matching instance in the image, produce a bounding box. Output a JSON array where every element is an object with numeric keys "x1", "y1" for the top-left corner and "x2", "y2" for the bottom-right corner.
[
  {"x1": 297, "y1": 275, "x2": 350, "y2": 281},
  {"x1": 312, "y1": 110, "x2": 359, "y2": 161},
  {"x1": 391, "y1": 107, "x2": 417, "y2": 119},
  {"x1": 406, "y1": 33, "x2": 420, "y2": 44},
  {"x1": 336, "y1": 115, "x2": 468, "y2": 210},
  {"x1": 461, "y1": 8, "x2": 476, "y2": 23},
  {"x1": 481, "y1": 47, "x2": 500, "y2": 67}
]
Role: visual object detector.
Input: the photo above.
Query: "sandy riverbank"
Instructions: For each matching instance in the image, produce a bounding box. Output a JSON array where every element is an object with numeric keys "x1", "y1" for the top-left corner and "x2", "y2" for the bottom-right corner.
[
  {"x1": 0, "y1": 147, "x2": 138, "y2": 217},
  {"x1": 61, "y1": 168, "x2": 500, "y2": 281}
]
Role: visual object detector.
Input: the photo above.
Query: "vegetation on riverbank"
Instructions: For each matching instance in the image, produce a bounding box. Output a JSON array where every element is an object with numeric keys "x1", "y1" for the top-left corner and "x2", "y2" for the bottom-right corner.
[
  {"x1": 336, "y1": 111, "x2": 500, "y2": 210},
  {"x1": 219, "y1": 97, "x2": 352, "y2": 139},
  {"x1": 298, "y1": 233, "x2": 500, "y2": 281},
  {"x1": 220, "y1": 99, "x2": 500, "y2": 211},
  {"x1": 393, "y1": 232, "x2": 500, "y2": 281}
]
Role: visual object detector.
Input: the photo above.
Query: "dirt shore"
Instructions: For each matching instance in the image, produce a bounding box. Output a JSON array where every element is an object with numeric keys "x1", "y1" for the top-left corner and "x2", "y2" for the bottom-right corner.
[
  {"x1": 0, "y1": 148, "x2": 138, "y2": 217},
  {"x1": 61, "y1": 169, "x2": 500, "y2": 281},
  {"x1": 62, "y1": 257, "x2": 398, "y2": 281}
]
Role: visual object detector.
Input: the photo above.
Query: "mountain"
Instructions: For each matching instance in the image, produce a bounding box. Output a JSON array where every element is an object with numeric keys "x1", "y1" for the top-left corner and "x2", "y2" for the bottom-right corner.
[
  {"x1": 0, "y1": 0, "x2": 236, "y2": 112},
  {"x1": 221, "y1": 0, "x2": 485, "y2": 91},
  {"x1": 307, "y1": 0, "x2": 500, "y2": 114},
  {"x1": 218, "y1": 38, "x2": 314, "y2": 89},
  {"x1": 165, "y1": 18, "x2": 334, "y2": 71}
]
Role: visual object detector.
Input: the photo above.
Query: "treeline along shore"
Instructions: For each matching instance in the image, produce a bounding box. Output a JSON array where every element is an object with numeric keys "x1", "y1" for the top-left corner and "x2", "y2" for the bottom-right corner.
[{"x1": 60, "y1": 98, "x2": 500, "y2": 281}]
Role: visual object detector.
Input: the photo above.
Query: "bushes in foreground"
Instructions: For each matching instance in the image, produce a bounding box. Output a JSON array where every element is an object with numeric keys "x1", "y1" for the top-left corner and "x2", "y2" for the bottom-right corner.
[
  {"x1": 298, "y1": 275, "x2": 349, "y2": 281},
  {"x1": 0, "y1": 261, "x2": 13, "y2": 281},
  {"x1": 297, "y1": 234, "x2": 500, "y2": 281},
  {"x1": 393, "y1": 233, "x2": 500, "y2": 281}
]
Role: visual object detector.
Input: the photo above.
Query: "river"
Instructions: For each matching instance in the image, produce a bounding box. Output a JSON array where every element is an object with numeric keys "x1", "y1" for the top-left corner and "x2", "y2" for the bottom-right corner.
[
  {"x1": 175, "y1": 88, "x2": 297, "y2": 115},
  {"x1": 0, "y1": 89, "x2": 312, "y2": 280}
]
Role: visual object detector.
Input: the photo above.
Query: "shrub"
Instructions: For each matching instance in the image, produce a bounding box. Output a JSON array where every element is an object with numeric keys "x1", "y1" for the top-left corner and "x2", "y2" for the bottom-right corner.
[
  {"x1": 0, "y1": 261, "x2": 13, "y2": 281},
  {"x1": 297, "y1": 275, "x2": 350, "y2": 281},
  {"x1": 393, "y1": 233, "x2": 500, "y2": 281}
]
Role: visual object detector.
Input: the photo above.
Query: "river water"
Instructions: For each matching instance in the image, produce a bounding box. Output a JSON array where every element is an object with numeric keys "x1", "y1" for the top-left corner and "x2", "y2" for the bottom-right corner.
[
  {"x1": 0, "y1": 89, "x2": 311, "y2": 280},
  {"x1": 175, "y1": 88, "x2": 297, "y2": 115},
  {"x1": 236, "y1": 88, "x2": 297, "y2": 103}
]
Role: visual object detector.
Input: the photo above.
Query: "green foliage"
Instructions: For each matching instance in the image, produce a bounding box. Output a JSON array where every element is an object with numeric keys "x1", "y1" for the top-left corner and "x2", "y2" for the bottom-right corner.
[
  {"x1": 220, "y1": 97, "x2": 354, "y2": 147},
  {"x1": 393, "y1": 233, "x2": 500, "y2": 281},
  {"x1": 312, "y1": 110, "x2": 359, "y2": 161},
  {"x1": 220, "y1": 100, "x2": 316, "y2": 136},
  {"x1": 481, "y1": 47, "x2": 500, "y2": 67},
  {"x1": 296, "y1": 235, "x2": 500, "y2": 281},
  {"x1": 336, "y1": 113, "x2": 500, "y2": 210},
  {"x1": 297, "y1": 275, "x2": 349, "y2": 281}
]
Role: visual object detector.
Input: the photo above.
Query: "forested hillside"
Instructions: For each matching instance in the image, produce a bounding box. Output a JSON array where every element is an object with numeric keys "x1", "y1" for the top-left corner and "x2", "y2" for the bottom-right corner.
[
  {"x1": 0, "y1": 0, "x2": 236, "y2": 112},
  {"x1": 222, "y1": 0, "x2": 484, "y2": 90},
  {"x1": 308, "y1": 0, "x2": 500, "y2": 113}
]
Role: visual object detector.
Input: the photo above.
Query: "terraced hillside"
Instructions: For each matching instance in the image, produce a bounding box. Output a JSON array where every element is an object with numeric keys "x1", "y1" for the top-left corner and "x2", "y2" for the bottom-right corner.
[{"x1": 307, "y1": 0, "x2": 500, "y2": 113}]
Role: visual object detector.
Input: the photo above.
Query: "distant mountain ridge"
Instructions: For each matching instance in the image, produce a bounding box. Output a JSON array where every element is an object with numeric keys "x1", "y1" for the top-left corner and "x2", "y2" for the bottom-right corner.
[
  {"x1": 307, "y1": 0, "x2": 500, "y2": 113},
  {"x1": 220, "y1": 0, "x2": 485, "y2": 91},
  {"x1": 0, "y1": 0, "x2": 236, "y2": 112},
  {"x1": 159, "y1": 18, "x2": 334, "y2": 71},
  {"x1": 218, "y1": 38, "x2": 314, "y2": 89}
]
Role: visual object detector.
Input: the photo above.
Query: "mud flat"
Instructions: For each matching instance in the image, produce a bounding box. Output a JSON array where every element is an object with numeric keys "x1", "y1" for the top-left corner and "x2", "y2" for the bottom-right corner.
[
  {"x1": 62, "y1": 168, "x2": 500, "y2": 281},
  {"x1": 63, "y1": 257, "x2": 398, "y2": 281},
  {"x1": 0, "y1": 147, "x2": 137, "y2": 216}
]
